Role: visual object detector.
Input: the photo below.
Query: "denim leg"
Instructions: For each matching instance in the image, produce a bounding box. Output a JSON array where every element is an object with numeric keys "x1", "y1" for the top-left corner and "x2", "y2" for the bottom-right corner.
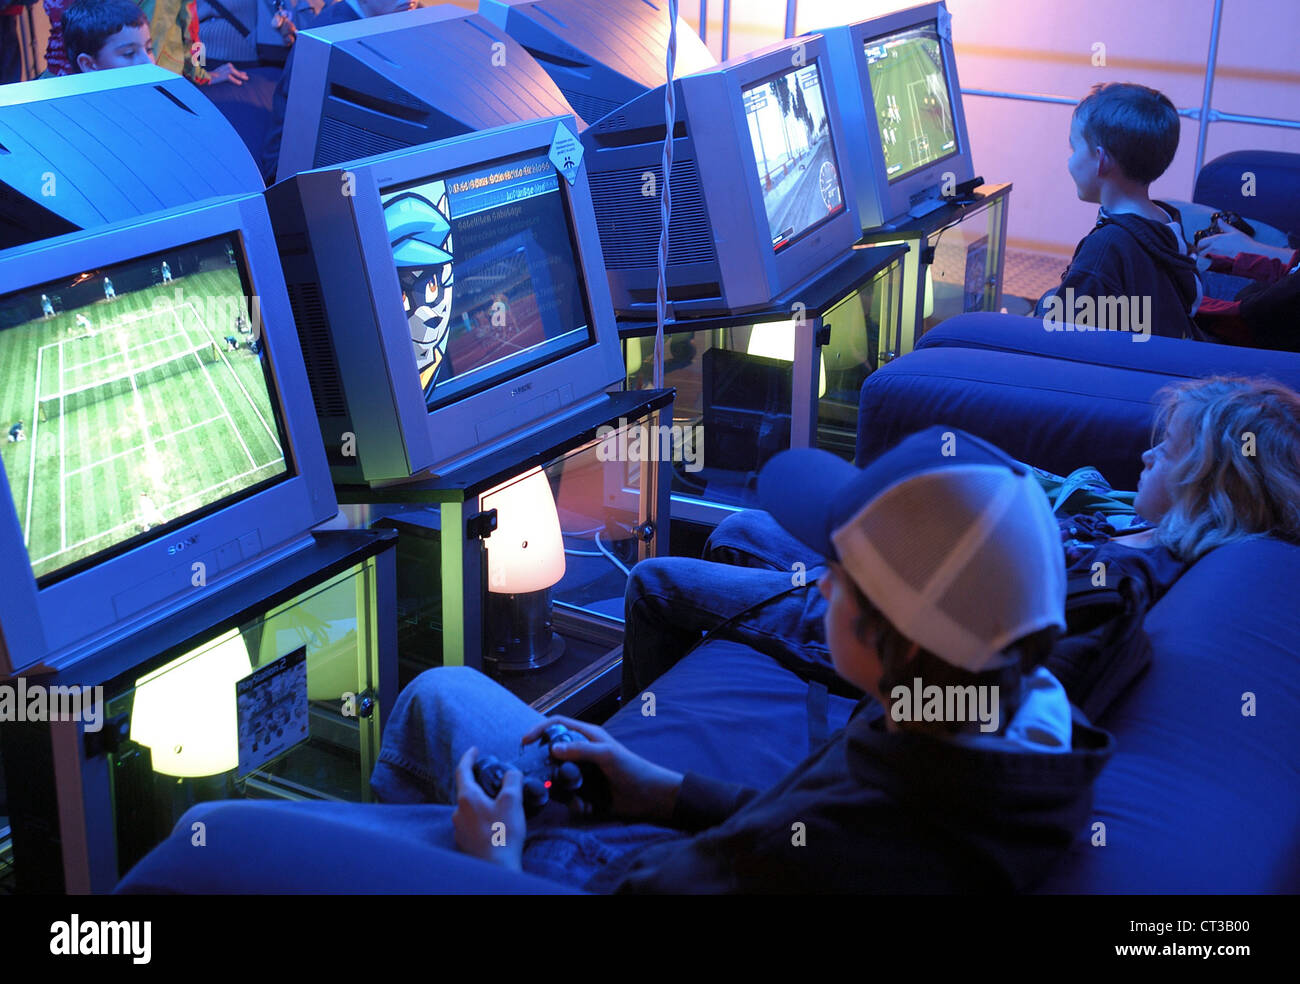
[
  {"x1": 370, "y1": 667, "x2": 680, "y2": 891},
  {"x1": 621, "y1": 556, "x2": 834, "y2": 699},
  {"x1": 704, "y1": 508, "x2": 830, "y2": 573},
  {"x1": 372, "y1": 666, "x2": 547, "y2": 805}
]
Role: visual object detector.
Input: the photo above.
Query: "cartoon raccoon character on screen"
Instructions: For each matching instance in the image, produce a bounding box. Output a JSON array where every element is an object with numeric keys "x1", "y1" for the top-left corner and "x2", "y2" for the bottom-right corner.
[{"x1": 383, "y1": 187, "x2": 455, "y2": 397}]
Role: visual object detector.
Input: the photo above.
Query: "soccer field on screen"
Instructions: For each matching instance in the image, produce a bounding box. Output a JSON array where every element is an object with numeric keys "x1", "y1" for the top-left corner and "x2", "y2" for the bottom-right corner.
[{"x1": 871, "y1": 36, "x2": 957, "y2": 180}]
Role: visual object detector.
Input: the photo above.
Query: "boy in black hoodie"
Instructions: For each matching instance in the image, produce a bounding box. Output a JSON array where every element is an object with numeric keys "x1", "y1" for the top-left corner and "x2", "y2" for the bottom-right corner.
[
  {"x1": 118, "y1": 430, "x2": 1114, "y2": 894},
  {"x1": 1037, "y1": 83, "x2": 1203, "y2": 340}
]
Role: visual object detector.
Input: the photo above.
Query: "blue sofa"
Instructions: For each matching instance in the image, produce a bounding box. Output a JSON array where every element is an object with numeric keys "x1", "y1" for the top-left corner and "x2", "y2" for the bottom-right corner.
[{"x1": 121, "y1": 313, "x2": 1300, "y2": 894}]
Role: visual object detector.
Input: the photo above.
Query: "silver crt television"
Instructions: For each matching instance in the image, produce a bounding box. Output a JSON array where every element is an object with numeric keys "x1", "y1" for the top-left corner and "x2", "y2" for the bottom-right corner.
[
  {"x1": 265, "y1": 114, "x2": 626, "y2": 485},
  {"x1": 478, "y1": 0, "x2": 716, "y2": 127},
  {"x1": 581, "y1": 34, "x2": 863, "y2": 316},
  {"x1": 820, "y1": 1, "x2": 975, "y2": 228},
  {"x1": 0, "y1": 195, "x2": 336, "y2": 673},
  {"x1": 0, "y1": 65, "x2": 263, "y2": 251},
  {"x1": 276, "y1": 5, "x2": 582, "y2": 182}
]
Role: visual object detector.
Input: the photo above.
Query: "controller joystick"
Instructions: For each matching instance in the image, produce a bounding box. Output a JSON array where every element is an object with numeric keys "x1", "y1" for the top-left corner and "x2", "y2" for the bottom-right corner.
[
  {"x1": 470, "y1": 723, "x2": 611, "y2": 818},
  {"x1": 472, "y1": 755, "x2": 550, "y2": 815}
]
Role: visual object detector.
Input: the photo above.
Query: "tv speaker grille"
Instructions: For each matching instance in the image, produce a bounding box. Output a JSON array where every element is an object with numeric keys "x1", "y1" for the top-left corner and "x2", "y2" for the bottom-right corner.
[
  {"x1": 316, "y1": 116, "x2": 408, "y2": 169},
  {"x1": 285, "y1": 280, "x2": 347, "y2": 419},
  {"x1": 589, "y1": 159, "x2": 715, "y2": 270},
  {"x1": 561, "y1": 89, "x2": 622, "y2": 128}
]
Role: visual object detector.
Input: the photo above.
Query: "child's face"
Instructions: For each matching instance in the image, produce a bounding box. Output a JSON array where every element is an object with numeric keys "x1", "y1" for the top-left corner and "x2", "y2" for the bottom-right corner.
[
  {"x1": 79, "y1": 23, "x2": 155, "y2": 72},
  {"x1": 1134, "y1": 421, "x2": 1189, "y2": 523},
  {"x1": 1067, "y1": 116, "x2": 1102, "y2": 204},
  {"x1": 820, "y1": 563, "x2": 885, "y2": 700}
]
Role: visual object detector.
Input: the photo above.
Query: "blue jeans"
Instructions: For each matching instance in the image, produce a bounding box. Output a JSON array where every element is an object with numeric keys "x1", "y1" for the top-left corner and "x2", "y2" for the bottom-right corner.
[
  {"x1": 372, "y1": 666, "x2": 685, "y2": 890},
  {"x1": 621, "y1": 510, "x2": 834, "y2": 700}
]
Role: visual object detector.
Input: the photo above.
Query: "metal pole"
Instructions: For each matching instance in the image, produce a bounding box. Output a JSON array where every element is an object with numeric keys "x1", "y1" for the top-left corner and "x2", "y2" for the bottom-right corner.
[
  {"x1": 967, "y1": 89, "x2": 1299, "y2": 131},
  {"x1": 699, "y1": 0, "x2": 707, "y2": 45},
  {"x1": 1193, "y1": 0, "x2": 1225, "y2": 180},
  {"x1": 1208, "y1": 110, "x2": 1300, "y2": 131},
  {"x1": 784, "y1": 0, "x2": 797, "y2": 39},
  {"x1": 721, "y1": 0, "x2": 731, "y2": 60},
  {"x1": 961, "y1": 88, "x2": 1077, "y2": 107}
]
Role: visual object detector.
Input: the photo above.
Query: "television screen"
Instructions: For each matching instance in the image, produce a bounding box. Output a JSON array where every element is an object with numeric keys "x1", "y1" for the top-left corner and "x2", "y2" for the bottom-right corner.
[
  {"x1": 864, "y1": 21, "x2": 959, "y2": 183},
  {"x1": 743, "y1": 61, "x2": 846, "y2": 252},
  {"x1": 379, "y1": 149, "x2": 596, "y2": 412},
  {"x1": 0, "y1": 235, "x2": 291, "y2": 585}
]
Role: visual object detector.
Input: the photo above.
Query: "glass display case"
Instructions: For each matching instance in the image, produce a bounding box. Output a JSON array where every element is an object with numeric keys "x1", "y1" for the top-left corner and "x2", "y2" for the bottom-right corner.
[
  {"x1": 619, "y1": 245, "x2": 906, "y2": 524},
  {"x1": 857, "y1": 182, "x2": 1011, "y2": 357},
  {"x1": 0, "y1": 530, "x2": 397, "y2": 893},
  {"x1": 344, "y1": 389, "x2": 674, "y2": 717}
]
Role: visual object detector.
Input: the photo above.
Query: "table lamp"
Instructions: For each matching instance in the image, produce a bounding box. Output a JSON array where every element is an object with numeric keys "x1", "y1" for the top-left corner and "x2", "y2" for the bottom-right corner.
[
  {"x1": 481, "y1": 466, "x2": 567, "y2": 672},
  {"x1": 747, "y1": 321, "x2": 828, "y2": 398},
  {"x1": 129, "y1": 627, "x2": 251, "y2": 778}
]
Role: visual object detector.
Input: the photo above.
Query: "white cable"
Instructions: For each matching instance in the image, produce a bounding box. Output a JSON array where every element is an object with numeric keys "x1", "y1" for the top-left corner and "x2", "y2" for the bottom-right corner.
[
  {"x1": 654, "y1": 0, "x2": 680, "y2": 391},
  {"x1": 594, "y1": 530, "x2": 632, "y2": 576}
]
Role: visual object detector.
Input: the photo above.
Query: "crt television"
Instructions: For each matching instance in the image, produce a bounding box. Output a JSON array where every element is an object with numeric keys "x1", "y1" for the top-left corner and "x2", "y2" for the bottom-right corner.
[
  {"x1": 276, "y1": 4, "x2": 582, "y2": 182},
  {"x1": 0, "y1": 195, "x2": 336, "y2": 673},
  {"x1": 0, "y1": 64, "x2": 263, "y2": 251},
  {"x1": 821, "y1": 1, "x2": 974, "y2": 228},
  {"x1": 265, "y1": 114, "x2": 626, "y2": 485},
  {"x1": 478, "y1": 0, "x2": 715, "y2": 127},
  {"x1": 581, "y1": 34, "x2": 862, "y2": 316}
]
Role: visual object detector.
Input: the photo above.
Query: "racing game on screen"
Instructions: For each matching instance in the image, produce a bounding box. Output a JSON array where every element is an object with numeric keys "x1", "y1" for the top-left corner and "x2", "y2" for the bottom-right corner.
[
  {"x1": 381, "y1": 151, "x2": 594, "y2": 411},
  {"x1": 743, "y1": 61, "x2": 846, "y2": 252},
  {"x1": 865, "y1": 21, "x2": 959, "y2": 182},
  {"x1": 0, "y1": 235, "x2": 290, "y2": 583}
]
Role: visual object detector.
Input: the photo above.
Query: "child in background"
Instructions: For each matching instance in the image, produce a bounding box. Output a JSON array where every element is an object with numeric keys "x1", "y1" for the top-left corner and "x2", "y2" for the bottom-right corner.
[
  {"x1": 57, "y1": 0, "x2": 246, "y2": 83},
  {"x1": 63, "y1": 0, "x2": 154, "y2": 72},
  {"x1": 1037, "y1": 82, "x2": 1202, "y2": 340}
]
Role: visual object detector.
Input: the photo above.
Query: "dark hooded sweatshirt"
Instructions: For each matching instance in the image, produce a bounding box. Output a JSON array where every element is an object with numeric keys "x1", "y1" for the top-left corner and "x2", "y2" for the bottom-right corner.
[
  {"x1": 1038, "y1": 203, "x2": 1203, "y2": 340},
  {"x1": 598, "y1": 693, "x2": 1113, "y2": 894}
]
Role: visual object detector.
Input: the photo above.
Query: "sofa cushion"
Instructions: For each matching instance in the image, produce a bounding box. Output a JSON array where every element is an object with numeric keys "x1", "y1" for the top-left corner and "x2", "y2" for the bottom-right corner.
[
  {"x1": 856, "y1": 345, "x2": 1169, "y2": 487},
  {"x1": 915, "y1": 312, "x2": 1300, "y2": 387},
  {"x1": 605, "y1": 638, "x2": 857, "y2": 790},
  {"x1": 1037, "y1": 537, "x2": 1300, "y2": 893}
]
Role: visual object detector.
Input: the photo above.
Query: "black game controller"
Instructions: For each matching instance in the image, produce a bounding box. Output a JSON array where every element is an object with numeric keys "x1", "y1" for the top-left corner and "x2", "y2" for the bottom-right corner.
[
  {"x1": 472, "y1": 723, "x2": 611, "y2": 818},
  {"x1": 1193, "y1": 210, "x2": 1256, "y2": 249}
]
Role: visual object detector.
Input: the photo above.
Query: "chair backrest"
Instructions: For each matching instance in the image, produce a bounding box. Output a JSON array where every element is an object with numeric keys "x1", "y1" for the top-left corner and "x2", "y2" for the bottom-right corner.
[{"x1": 1195, "y1": 150, "x2": 1300, "y2": 239}]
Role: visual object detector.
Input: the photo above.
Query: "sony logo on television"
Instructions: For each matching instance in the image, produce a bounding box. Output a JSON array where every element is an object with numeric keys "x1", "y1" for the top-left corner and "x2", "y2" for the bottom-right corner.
[
  {"x1": 166, "y1": 535, "x2": 199, "y2": 556},
  {"x1": 511, "y1": 383, "x2": 534, "y2": 397}
]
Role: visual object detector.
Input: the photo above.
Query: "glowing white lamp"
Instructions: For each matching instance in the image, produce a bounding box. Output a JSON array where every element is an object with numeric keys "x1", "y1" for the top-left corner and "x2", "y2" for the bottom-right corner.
[
  {"x1": 924, "y1": 265, "x2": 935, "y2": 319},
  {"x1": 747, "y1": 321, "x2": 828, "y2": 398},
  {"x1": 130, "y1": 628, "x2": 251, "y2": 778},
  {"x1": 480, "y1": 467, "x2": 567, "y2": 672},
  {"x1": 481, "y1": 466, "x2": 566, "y2": 595}
]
